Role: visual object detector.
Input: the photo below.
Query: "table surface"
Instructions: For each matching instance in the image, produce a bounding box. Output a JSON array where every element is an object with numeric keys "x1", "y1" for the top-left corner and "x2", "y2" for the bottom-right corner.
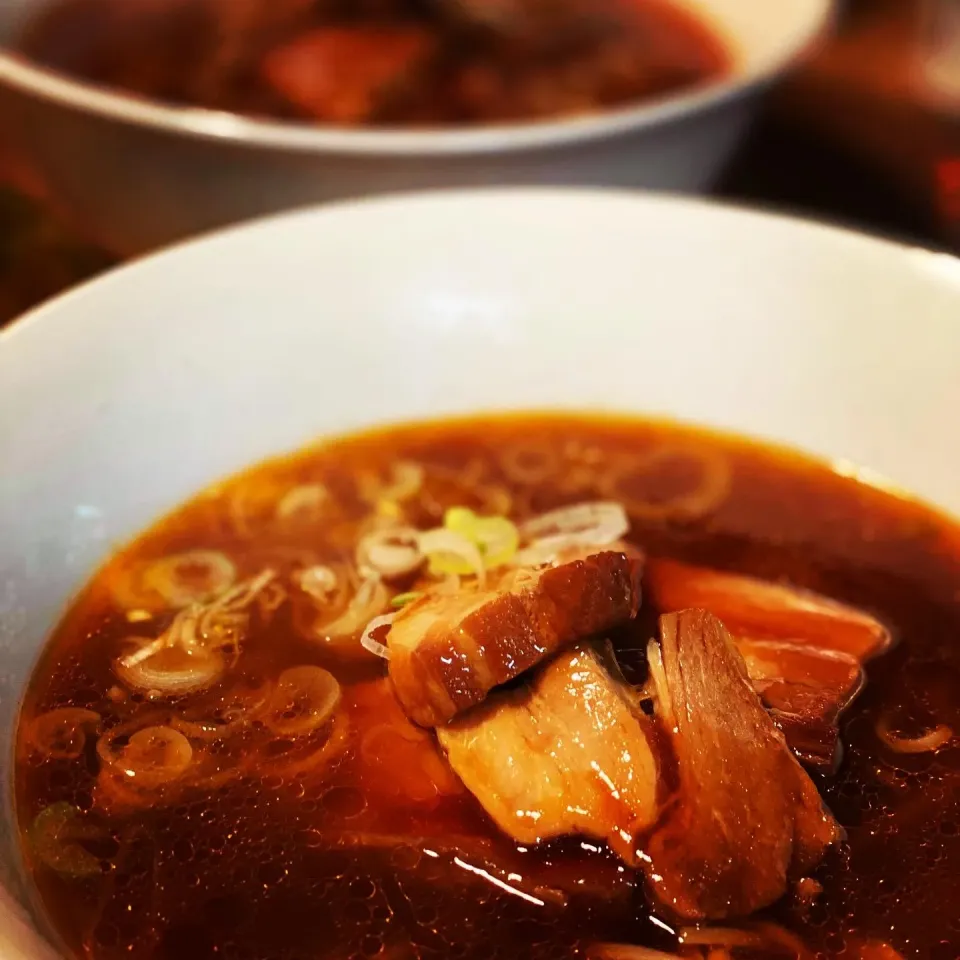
[{"x1": 1, "y1": 0, "x2": 957, "y2": 329}]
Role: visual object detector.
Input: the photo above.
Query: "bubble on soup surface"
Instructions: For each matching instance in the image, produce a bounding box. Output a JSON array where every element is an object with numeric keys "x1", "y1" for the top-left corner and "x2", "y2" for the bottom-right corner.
[
  {"x1": 413, "y1": 901, "x2": 439, "y2": 926},
  {"x1": 322, "y1": 784, "x2": 367, "y2": 818},
  {"x1": 389, "y1": 844, "x2": 423, "y2": 871},
  {"x1": 350, "y1": 876, "x2": 378, "y2": 900},
  {"x1": 361, "y1": 933, "x2": 385, "y2": 957},
  {"x1": 172, "y1": 837, "x2": 195, "y2": 862},
  {"x1": 343, "y1": 899, "x2": 374, "y2": 925}
]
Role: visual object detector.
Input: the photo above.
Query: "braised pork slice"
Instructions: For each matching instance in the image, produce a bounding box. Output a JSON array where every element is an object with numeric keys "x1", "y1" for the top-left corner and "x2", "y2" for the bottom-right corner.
[
  {"x1": 438, "y1": 643, "x2": 659, "y2": 862},
  {"x1": 388, "y1": 545, "x2": 644, "y2": 727},
  {"x1": 645, "y1": 558, "x2": 882, "y2": 769},
  {"x1": 642, "y1": 609, "x2": 843, "y2": 921},
  {"x1": 645, "y1": 559, "x2": 892, "y2": 661},
  {"x1": 738, "y1": 637, "x2": 864, "y2": 770}
]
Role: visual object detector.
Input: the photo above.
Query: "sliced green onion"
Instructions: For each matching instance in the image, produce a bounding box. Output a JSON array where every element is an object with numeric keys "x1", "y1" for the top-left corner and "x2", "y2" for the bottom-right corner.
[
  {"x1": 29, "y1": 803, "x2": 103, "y2": 878},
  {"x1": 443, "y1": 507, "x2": 519, "y2": 569},
  {"x1": 391, "y1": 591, "x2": 424, "y2": 609},
  {"x1": 418, "y1": 528, "x2": 486, "y2": 583}
]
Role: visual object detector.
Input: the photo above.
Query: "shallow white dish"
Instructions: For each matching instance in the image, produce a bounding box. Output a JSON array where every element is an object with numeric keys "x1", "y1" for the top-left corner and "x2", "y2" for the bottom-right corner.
[
  {"x1": 1, "y1": 188, "x2": 960, "y2": 957},
  {"x1": 0, "y1": 0, "x2": 831, "y2": 255}
]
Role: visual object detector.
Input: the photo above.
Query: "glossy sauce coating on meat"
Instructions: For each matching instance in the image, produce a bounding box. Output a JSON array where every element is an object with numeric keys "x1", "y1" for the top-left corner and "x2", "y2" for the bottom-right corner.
[
  {"x1": 642, "y1": 610, "x2": 841, "y2": 920},
  {"x1": 15, "y1": 414, "x2": 960, "y2": 960},
  {"x1": 438, "y1": 641, "x2": 660, "y2": 859}
]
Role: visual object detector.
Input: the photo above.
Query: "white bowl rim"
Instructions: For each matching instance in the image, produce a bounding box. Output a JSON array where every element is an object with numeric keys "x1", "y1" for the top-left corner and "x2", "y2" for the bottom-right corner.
[
  {"x1": 0, "y1": 0, "x2": 832, "y2": 156},
  {"x1": 3, "y1": 186, "x2": 959, "y2": 351}
]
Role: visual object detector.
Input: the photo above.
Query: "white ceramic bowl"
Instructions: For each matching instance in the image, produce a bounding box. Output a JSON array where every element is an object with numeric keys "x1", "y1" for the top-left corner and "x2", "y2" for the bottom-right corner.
[
  {"x1": 0, "y1": 0, "x2": 831, "y2": 256},
  {"x1": 1, "y1": 188, "x2": 960, "y2": 958}
]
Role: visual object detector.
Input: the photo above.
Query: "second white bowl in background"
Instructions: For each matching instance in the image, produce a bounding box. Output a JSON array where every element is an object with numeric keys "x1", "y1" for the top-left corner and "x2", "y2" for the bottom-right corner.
[{"x1": 0, "y1": 0, "x2": 832, "y2": 256}]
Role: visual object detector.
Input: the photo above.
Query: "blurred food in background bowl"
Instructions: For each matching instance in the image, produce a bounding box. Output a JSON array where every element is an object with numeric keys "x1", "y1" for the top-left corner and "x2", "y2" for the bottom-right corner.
[
  {"x1": 14, "y1": 0, "x2": 735, "y2": 125},
  {"x1": 0, "y1": 0, "x2": 832, "y2": 256}
]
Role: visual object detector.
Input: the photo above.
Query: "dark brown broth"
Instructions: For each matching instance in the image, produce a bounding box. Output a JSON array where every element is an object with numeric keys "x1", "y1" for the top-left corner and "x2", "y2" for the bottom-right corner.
[
  {"x1": 16, "y1": 0, "x2": 729, "y2": 126},
  {"x1": 15, "y1": 414, "x2": 960, "y2": 960}
]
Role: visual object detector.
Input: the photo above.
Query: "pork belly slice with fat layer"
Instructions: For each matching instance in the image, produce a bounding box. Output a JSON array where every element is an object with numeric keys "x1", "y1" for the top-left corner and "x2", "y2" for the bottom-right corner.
[
  {"x1": 388, "y1": 545, "x2": 644, "y2": 727},
  {"x1": 642, "y1": 609, "x2": 843, "y2": 921},
  {"x1": 438, "y1": 642, "x2": 659, "y2": 863}
]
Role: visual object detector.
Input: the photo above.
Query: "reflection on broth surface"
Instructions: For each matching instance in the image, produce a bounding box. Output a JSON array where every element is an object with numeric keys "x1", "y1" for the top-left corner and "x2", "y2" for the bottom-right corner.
[{"x1": 15, "y1": 414, "x2": 960, "y2": 960}]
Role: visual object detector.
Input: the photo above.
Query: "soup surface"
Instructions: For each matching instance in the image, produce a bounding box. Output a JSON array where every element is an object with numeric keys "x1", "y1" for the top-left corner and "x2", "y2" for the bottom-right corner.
[
  {"x1": 16, "y1": 0, "x2": 729, "y2": 126},
  {"x1": 15, "y1": 414, "x2": 960, "y2": 960}
]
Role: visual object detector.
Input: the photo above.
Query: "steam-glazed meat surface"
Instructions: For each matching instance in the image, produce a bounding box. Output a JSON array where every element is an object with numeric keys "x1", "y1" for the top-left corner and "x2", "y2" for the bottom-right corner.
[
  {"x1": 388, "y1": 545, "x2": 643, "y2": 727},
  {"x1": 642, "y1": 609, "x2": 843, "y2": 920},
  {"x1": 438, "y1": 643, "x2": 658, "y2": 860}
]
